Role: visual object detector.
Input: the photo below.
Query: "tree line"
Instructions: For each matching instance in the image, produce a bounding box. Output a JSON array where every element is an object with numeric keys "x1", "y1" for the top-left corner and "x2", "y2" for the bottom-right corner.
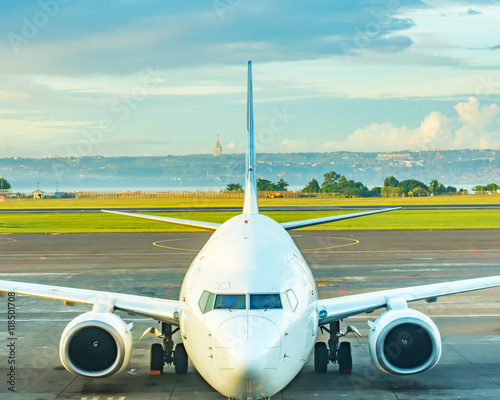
[
  {"x1": 226, "y1": 178, "x2": 289, "y2": 192},
  {"x1": 226, "y1": 172, "x2": 498, "y2": 198}
]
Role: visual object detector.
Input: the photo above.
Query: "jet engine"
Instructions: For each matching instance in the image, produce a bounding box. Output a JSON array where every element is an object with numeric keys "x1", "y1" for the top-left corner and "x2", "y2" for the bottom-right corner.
[
  {"x1": 368, "y1": 308, "x2": 441, "y2": 375},
  {"x1": 59, "y1": 312, "x2": 133, "y2": 378}
]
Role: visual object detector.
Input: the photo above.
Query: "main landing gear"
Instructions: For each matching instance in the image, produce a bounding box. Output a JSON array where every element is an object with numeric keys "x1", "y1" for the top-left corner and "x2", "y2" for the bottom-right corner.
[
  {"x1": 314, "y1": 321, "x2": 361, "y2": 374},
  {"x1": 141, "y1": 322, "x2": 188, "y2": 375}
]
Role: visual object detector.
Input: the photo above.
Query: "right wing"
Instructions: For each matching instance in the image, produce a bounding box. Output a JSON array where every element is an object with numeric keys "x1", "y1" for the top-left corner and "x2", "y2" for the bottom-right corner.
[
  {"x1": 281, "y1": 207, "x2": 401, "y2": 230},
  {"x1": 102, "y1": 209, "x2": 221, "y2": 231},
  {"x1": 317, "y1": 275, "x2": 500, "y2": 325},
  {"x1": 0, "y1": 280, "x2": 180, "y2": 325}
]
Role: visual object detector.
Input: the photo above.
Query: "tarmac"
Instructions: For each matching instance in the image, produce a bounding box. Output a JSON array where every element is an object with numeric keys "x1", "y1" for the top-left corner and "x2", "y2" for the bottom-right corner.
[{"x1": 1, "y1": 229, "x2": 500, "y2": 399}]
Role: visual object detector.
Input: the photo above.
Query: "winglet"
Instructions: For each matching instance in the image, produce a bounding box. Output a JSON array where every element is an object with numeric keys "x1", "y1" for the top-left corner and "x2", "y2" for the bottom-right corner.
[{"x1": 243, "y1": 61, "x2": 259, "y2": 215}]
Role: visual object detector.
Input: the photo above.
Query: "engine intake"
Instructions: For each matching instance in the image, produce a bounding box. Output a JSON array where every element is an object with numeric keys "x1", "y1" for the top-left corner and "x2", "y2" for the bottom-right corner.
[
  {"x1": 60, "y1": 312, "x2": 132, "y2": 378},
  {"x1": 368, "y1": 308, "x2": 441, "y2": 375}
]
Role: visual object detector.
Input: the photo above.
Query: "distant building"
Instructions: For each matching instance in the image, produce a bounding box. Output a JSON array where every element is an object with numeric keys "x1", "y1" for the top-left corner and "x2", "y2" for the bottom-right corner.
[
  {"x1": 32, "y1": 182, "x2": 44, "y2": 199},
  {"x1": 213, "y1": 135, "x2": 222, "y2": 156},
  {"x1": 376, "y1": 153, "x2": 411, "y2": 160}
]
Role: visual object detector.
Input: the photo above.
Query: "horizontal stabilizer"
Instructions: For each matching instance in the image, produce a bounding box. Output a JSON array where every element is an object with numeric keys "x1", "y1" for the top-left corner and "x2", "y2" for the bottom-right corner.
[
  {"x1": 101, "y1": 209, "x2": 221, "y2": 231},
  {"x1": 281, "y1": 207, "x2": 401, "y2": 230}
]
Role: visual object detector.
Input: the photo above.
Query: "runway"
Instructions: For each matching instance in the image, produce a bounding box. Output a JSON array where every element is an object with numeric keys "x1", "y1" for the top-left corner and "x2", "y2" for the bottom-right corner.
[{"x1": 1, "y1": 229, "x2": 500, "y2": 399}]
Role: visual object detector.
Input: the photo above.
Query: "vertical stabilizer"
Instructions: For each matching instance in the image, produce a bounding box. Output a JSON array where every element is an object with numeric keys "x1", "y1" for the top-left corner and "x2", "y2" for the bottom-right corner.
[{"x1": 243, "y1": 61, "x2": 259, "y2": 215}]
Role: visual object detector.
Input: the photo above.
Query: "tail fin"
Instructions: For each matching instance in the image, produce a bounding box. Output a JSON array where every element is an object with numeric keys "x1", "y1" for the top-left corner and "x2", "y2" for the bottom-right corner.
[{"x1": 243, "y1": 61, "x2": 259, "y2": 215}]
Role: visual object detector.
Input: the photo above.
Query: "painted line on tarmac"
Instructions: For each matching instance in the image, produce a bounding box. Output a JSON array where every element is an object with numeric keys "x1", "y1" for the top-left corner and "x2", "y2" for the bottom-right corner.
[
  {"x1": 0, "y1": 252, "x2": 198, "y2": 257},
  {"x1": 306, "y1": 249, "x2": 500, "y2": 254},
  {"x1": 470, "y1": 250, "x2": 500, "y2": 262}
]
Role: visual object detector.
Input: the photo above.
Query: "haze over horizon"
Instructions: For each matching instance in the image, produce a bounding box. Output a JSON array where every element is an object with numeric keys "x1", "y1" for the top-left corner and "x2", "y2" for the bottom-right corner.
[{"x1": 1, "y1": 1, "x2": 499, "y2": 158}]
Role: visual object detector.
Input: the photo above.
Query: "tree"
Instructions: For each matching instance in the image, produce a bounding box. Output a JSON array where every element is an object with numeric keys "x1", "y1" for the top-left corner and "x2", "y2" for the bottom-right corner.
[
  {"x1": 486, "y1": 183, "x2": 499, "y2": 191},
  {"x1": 302, "y1": 178, "x2": 320, "y2": 193},
  {"x1": 429, "y1": 179, "x2": 439, "y2": 194},
  {"x1": 226, "y1": 183, "x2": 243, "y2": 191},
  {"x1": 257, "y1": 178, "x2": 275, "y2": 191},
  {"x1": 369, "y1": 186, "x2": 382, "y2": 197},
  {"x1": 384, "y1": 176, "x2": 399, "y2": 187},
  {"x1": 275, "y1": 178, "x2": 289, "y2": 191},
  {"x1": 322, "y1": 171, "x2": 341, "y2": 189},
  {"x1": 474, "y1": 183, "x2": 499, "y2": 193},
  {"x1": 0, "y1": 177, "x2": 11, "y2": 190},
  {"x1": 411, "y1": 187, "x2": 429, "y2": 197},
  {"x1": 381, "y1": 186, "x2": 402, "y2": 197},
  {"x1": 398, "y1": 179, "x2": 428, "y2": 195}
]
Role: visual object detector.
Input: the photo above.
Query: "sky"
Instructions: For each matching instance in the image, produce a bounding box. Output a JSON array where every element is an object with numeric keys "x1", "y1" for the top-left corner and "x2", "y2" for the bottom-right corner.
[{"x1": 0, "y1": 0, "x2": 499, "y2": 157}]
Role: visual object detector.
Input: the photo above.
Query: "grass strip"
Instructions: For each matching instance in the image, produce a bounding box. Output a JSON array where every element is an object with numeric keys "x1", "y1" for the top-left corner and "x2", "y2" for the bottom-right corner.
[
  {"x1": 0, "y1": 193, "x2": 499, "y2": 209},
  {"x1": 0, "y1": 210, "x2": 499, "y2": 233}
]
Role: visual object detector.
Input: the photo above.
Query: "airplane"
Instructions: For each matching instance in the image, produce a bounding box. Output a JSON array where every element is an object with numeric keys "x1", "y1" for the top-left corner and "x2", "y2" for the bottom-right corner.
[{"x1": 2, "y1": 61, "x2": 500, "y2": 400}]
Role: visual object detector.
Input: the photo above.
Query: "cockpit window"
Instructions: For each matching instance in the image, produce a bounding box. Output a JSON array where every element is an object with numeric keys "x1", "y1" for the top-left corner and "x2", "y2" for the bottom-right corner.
[
  {"x1": 215, "y1": 294, "x2": 246, "y2": 310},
  {"x1": 250, "y1": 294, "x2": 282, "y2": 310},
  {"x1": 286, "y1": 289, "x2": 298, "y2": 311},
  {"x1": 282, "y1": 289, "x2": 298, "y2": 312},
  {"x1": 198, "y1": 290, "x2": 215, "y2": 314}
]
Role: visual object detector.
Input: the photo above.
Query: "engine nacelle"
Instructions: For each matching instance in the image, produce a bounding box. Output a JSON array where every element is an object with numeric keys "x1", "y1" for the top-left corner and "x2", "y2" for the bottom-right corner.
[
  {"x1": 368, "y1": 308, "x2": 441, "y2": 375},
  {"x1": 60, "y1": 312, "x2": 133, "y2": 378}
]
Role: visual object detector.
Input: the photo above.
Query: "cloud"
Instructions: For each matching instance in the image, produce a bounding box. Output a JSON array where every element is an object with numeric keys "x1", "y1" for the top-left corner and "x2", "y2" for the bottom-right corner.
[
  {"x1": 280, "y1": 138, "x2": 311, "y2": 152},
  {"x1": 0, "y1": 90, "x2": 31, "y2": 100},
  {"x1": 454, "y1": 96, "x2": 499, "y2": 131},
  {"x1": 320, "y1": 122, "x2": 415, "y2": 152},
  {"x1": 465, "y1": 9, "x2": 481, "y2": 16},
  {"x1": 319, "y1": 97, "x2": 499, "y2": 152},
  {"x1": 227, "y1": 142, "x2": 236, "y2": 149},
  {"x1": 0, "y1": 0, "x2": 419, "y2": 76}
]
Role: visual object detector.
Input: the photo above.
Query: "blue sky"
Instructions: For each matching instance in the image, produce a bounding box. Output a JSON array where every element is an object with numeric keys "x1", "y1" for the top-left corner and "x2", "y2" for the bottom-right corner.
[{"x1": 0, "y1": 0, "x2": 499, "y2": 157}]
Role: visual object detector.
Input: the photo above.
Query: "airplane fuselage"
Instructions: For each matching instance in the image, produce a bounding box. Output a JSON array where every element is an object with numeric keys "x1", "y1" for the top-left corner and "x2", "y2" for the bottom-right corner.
[{"x1": 179, "y1": 214, "x2": 319, "y2": 398}]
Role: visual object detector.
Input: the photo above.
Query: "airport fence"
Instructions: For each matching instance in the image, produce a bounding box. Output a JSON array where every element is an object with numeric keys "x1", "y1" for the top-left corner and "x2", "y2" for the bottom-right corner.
[{"x1": 74, "y1": 190, "x2": 302, "y2": 199}]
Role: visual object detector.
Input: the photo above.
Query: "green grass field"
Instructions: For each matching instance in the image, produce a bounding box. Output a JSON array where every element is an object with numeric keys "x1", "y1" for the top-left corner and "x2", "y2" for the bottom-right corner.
[
  {"x1": 0, "y1": 210, "x2": 499, "y2": 233},
  {"x1": 1, "y1": 193, "x2": 499, "y2": 209}
]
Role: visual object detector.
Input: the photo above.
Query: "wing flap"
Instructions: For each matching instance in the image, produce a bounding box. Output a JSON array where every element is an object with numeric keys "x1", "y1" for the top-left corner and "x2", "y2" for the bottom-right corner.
[
  {"x1": 102, "y1": 209, "x2": 220, "y2": 231},
  {"x1": 317, "y1": 275, "x2": 500, "y2": 325},
  {"x1": 0, "y1": 280, "x2": 180, "y2": 325},
  {"x1": 281, "y1": 207, "x2": 401, "y2": 230}
]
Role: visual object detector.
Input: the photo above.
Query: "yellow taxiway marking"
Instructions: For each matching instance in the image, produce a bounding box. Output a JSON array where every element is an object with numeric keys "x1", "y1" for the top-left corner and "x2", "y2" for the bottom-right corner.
[
  {"x1": 0, "y1": 237, "x2": 17, "y2": 243},
  {"x1": 152, "y1": 238, "x2": 200, "y2": 252},
  {"x1": 153, "y1": 235, "x2": 360, "y2": 253},
  {"x1": 315, "y1": 278, "x2": 344, "y2": 282},
  {"x1": 300, "y1": 236, "x2": 359, "y2": 252}
]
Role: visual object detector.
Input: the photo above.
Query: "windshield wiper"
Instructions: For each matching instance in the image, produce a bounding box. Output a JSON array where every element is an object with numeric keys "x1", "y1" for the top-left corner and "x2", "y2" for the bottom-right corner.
[
  {"x1": 264, "y1": 305, "x2": 275, "y2": 311},
  {"x1": 219, "y1": 305, "x2": 232, "y2": 312}
]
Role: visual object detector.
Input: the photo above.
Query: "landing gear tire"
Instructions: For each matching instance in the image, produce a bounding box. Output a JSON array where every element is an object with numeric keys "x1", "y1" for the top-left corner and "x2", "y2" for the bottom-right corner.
[
  {"x1": 174, "y1": 343, "x2": 188, "y2": 374},
  {"x1": 314, "y1": 342, "x2": 328, "y2": 373},
  {"x1": 150, "y1": 343, "x2": 164, "y2": 375},
  {"x1": 338, "y1": 341, "x2": 352, "y2": 374}
]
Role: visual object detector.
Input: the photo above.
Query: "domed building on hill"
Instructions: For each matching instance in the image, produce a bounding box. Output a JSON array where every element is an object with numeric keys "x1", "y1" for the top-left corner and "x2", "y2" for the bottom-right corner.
[{"x1": 213, "y1": 135, "x2": 222, "y2": 156}]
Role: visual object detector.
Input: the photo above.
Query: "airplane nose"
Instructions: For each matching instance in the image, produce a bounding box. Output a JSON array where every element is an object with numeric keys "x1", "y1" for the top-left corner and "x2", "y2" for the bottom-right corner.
[{"x1": 215, "y1": 315, "x2": 281, "y2": 379}]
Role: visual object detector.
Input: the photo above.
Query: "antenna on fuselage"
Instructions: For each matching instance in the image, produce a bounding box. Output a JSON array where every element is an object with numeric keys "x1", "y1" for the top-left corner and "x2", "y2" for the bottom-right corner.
[{"x1": 243, "y1": 61, "x2": 259, "y2": 215}]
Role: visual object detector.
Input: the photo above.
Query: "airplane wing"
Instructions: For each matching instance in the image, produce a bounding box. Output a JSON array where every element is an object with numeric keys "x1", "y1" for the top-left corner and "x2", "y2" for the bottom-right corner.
[
  {"x1": 281, "y1": 207, "x2": 401, "y2": 230},
  {"x1": 0, "y1": 280, "x2": 180, "y2": 325},
  {"x1": 101, "y1": 209, "x2": 221, "y2": 231},
  {"x1": 317, "y1": 275, "x2": 500, "y2": 325}
]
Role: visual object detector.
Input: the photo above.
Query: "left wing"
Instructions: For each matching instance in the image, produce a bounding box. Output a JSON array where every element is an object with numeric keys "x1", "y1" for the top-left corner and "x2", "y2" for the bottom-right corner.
[
  {"x1": 317, "y1": 275, "x2": 500, "y2": 325},
  {"x1": 102, "y1": 209, "x2": 221, "y2": 231},
  {"x1": 281, "y1": 207, "x2": 401, "y2": 230},
  {"x1": 0, "y1": 280, "x2": 180, "y2": 325}
]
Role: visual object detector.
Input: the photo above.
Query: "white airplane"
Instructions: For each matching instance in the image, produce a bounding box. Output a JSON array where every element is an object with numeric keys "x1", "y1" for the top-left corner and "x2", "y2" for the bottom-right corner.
[{"x1": 2, "y1": 62, "x2": 500, "y2": 400}]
